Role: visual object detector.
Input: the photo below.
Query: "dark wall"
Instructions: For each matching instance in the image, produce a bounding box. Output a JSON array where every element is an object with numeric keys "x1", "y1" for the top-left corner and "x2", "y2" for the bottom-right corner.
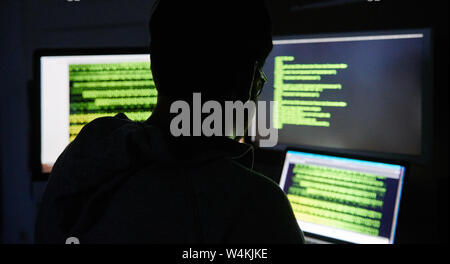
[
  {"x1": 1, "y1": 0, "x2": 34, "y2": 244},
  {"x1": 0, "y1": 0, "x2": 448, "y2": 243}
]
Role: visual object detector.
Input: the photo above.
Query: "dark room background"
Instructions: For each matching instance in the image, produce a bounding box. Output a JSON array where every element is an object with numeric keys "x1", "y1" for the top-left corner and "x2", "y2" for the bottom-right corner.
[{"x1": 0, "y1": 0, "x2": 448, "y2": 244}]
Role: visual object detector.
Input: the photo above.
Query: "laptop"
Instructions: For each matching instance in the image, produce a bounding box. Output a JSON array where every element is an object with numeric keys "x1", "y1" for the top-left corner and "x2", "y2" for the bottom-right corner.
[{"x1": 279, "y1": 150, "x2": 405, "y2": 244}]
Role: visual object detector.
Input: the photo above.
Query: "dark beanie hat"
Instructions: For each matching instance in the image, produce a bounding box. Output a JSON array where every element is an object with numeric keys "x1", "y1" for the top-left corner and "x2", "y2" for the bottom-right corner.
[
  {"x1": 149, "y1": 0, "x2": 272, "y2": 64},
  {"x1": 148, "y1": 0, "x2": 273, "y2": 99}
]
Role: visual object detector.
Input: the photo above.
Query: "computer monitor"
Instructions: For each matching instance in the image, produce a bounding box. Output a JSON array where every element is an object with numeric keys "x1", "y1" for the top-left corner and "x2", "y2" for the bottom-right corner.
[
  {"x1": 254, "y1": 29, "x2": 432, "y2": 162},
  {"x1": 38, "y1": 50, "x2": 155, "y2": 173},
  {"x1": 280, "y1": 150, "x2": 405, "y2": 244}
]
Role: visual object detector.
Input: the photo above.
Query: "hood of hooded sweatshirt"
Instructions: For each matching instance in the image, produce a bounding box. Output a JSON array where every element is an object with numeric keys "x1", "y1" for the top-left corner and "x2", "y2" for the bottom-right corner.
[{"x1": 42, "y1": 113, "x2": 253, "y2": 237}]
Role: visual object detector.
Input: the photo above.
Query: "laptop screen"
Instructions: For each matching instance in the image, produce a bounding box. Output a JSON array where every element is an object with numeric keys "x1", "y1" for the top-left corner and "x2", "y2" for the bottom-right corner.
[{"x1": 280, "y1": 150, "x2": 405, "y2": 244}]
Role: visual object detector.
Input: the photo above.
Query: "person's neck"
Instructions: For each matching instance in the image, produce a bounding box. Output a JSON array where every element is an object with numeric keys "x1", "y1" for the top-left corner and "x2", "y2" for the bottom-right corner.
[
  {"x1": 145, "y1": 95, "x2": 208, "y2": 140},
  {"x1": 145, "y1": 97, "x2": 172, "y2": 130},
  {"x1": 145, "y1": 94, "x2": 246, "y2": 142}
]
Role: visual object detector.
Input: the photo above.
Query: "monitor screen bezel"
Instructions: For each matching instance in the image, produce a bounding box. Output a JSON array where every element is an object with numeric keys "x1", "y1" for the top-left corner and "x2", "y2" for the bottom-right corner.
[
  {"x1": 280, "y1": 148, "x2": 407, "y2": 244},
  {"x1": 251, "y1": 28, "x2": 433, "y2": 165},
  {"x1": 31, "y1": 47, "x2": 151, "y2": 181}
]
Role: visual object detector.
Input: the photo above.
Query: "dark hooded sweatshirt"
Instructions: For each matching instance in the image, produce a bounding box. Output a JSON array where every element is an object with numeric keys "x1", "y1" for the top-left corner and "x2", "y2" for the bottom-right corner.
[{"x1": 35, "y1": 114, "x2": 304, "y2": 244}]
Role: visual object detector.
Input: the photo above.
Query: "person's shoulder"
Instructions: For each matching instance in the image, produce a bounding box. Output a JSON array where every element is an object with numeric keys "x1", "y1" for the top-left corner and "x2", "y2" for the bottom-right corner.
[
  {"x1": 75, "y1": 114, "x2": 132, "y2": 142},
  {"x1": 223, "y1": 159, "x2": 305, "y2": 243},
  {"x1": 51, "y1": 114, "x2": 137, "y2": 171},
  {"x1": 227, "y1": 159, "x2": 286, "y2": 197}
]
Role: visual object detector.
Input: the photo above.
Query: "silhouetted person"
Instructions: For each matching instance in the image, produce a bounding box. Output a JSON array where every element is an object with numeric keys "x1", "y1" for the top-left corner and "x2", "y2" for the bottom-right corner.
[{"x1": 35, "y1": 0, "x2": 304, "y2": 244}]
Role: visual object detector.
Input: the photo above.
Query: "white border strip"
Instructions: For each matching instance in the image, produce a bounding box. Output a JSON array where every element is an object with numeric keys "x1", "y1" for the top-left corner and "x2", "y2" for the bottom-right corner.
[{"x1": 273, "y1": 34, "x2": 424, "y2": 45}]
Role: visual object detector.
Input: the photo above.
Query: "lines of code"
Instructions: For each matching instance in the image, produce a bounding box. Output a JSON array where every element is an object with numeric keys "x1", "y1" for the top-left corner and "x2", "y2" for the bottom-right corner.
[
  {"x1": 287, "y1": 163, "x2": 388, "y2": 236},
  {"x1": 69, "y1": 62, "x2": 156, "y2": 141},
  {"x1": 273, "y1": 56, "x2": 349, "y2": 129}
]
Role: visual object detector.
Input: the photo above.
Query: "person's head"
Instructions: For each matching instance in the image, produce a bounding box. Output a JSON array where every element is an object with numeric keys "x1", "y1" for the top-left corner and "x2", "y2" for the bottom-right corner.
[{"x1": 149, "y1": 0, "x2": 273, "y2": 104}]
